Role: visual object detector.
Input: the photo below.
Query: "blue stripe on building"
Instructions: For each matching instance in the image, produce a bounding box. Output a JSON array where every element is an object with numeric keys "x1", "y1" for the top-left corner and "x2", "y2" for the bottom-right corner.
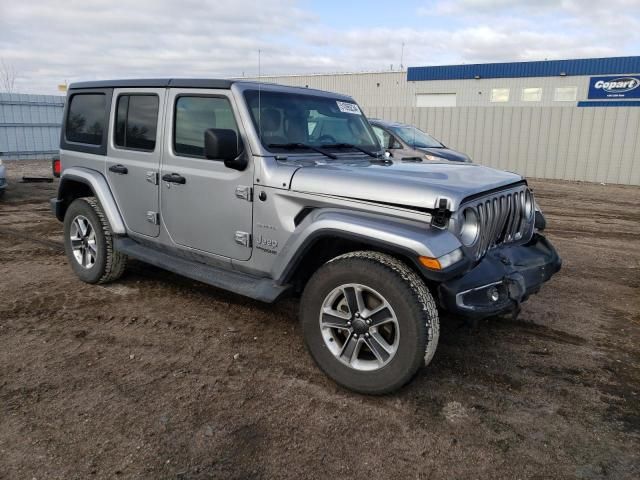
[
  {"x1": 407, "y1": 56, "x2": 640, "y2": 81},
  {"x1": 577, "y1": 100, "x2": 640, "y2": 107}
]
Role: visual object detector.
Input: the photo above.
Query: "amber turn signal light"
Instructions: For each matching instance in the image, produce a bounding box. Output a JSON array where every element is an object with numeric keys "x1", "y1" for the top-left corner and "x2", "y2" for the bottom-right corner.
[{"x1": 418, "y1": 256, "x2": 442, "y2": 270}]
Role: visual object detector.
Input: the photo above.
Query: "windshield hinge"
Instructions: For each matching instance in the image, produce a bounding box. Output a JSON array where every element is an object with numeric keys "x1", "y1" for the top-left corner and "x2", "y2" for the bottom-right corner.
[{"x1": 431, "y1": 198, "x2": 450, "y2": 230}]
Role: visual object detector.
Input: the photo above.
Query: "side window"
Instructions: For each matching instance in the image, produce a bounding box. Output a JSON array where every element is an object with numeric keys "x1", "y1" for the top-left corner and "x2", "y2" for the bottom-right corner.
[
  {"x1": 490, "y1": 88, "x2": 510, "y2": 103},
  {"x1": 372, "y1": 126, "x2": 392, "y2": 149},
  {"x1": 66, "y1": 93, "x2": 106, "y2": 145},
  {"x1": 174, "y1": 96, "x2": 238, "y2": 158},
  {"x1": 114, "y1": 94, "x2": 159, "y2": 151},
  {"x1": 554, "y1": 86, "x2": 577, "y2": 102}
]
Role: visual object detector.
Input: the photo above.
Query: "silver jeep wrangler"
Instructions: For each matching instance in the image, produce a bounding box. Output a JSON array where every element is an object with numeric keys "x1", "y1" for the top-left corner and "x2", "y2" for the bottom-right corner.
[{"x1": 51, "y1": 79, "x2": 561, "y2": 394}]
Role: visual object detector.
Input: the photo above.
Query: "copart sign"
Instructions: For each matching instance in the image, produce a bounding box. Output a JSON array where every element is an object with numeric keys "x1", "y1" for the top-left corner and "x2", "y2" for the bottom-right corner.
[{"x1": 588, "y1": 76, "x2": 640, "y2": 99}]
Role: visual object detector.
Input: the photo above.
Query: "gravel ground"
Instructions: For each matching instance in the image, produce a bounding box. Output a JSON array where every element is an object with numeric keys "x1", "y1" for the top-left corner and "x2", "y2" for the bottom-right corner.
[{"x1": 0, "y1": 160, "x2": 638, "y2": 480}]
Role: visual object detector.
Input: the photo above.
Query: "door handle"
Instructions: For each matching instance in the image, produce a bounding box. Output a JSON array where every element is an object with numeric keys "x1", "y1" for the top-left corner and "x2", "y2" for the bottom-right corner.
[
  {"x1": 162, "y1": 173, "x2": 186, "y2": 185},
  {"x1": 109, "y1": 164, "x2": 128, "y2": 175}
]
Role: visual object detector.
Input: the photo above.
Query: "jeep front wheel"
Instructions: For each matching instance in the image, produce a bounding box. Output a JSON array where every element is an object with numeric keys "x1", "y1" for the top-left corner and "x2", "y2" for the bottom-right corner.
[{"x1": 300, "y1": 251, "x2": 439, "y2": 394}]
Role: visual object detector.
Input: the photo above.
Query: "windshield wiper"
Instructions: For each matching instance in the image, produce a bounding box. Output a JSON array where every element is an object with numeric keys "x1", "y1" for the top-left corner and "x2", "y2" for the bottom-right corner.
[
  {"x1": 267, "y1": 143, "x2": 337, "y2": 160},
  {"x1": 321, "y1": 143, "x2": 379, "y2": 158}
]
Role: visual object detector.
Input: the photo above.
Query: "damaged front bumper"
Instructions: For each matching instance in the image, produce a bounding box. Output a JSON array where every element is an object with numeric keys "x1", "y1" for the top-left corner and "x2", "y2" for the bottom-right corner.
[{"x1": 438, "y1": 234, "x2": 561, "y2": 319}]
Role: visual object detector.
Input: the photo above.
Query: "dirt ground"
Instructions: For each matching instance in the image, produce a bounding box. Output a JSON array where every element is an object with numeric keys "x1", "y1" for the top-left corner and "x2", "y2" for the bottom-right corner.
[{"x1": 0, "y1": 160, "x2": 638, "y2": 480}]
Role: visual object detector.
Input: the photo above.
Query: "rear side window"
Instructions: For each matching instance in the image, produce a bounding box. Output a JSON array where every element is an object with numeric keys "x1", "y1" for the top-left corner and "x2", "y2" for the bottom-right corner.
[
  {"x1": 174, "y1": 96, "x2": 238, "y2": 158},
  {"x1": 66, "y1": 93, "x2": 106, "y2": 145},
  {"x1": 115, "y1": 94, "x2": 159, "y2": 151}
]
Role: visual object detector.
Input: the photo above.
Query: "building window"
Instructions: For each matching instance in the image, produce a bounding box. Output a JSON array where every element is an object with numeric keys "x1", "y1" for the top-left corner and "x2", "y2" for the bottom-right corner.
[
  {"x1": 416, "y1": 93, "x2": 457, "y2": 107},
  {"x1": 554, "y1": 86, "x2": 577, "y2": 102},
  {"x1": 115, "y1": 94, "x2": 159, "y2": 151},
  {"x1": 490, "y1": 88, "x2": 510, "y2": 103},
  {"x1": 522, "y1": 87, "x2": 542, "y2": 102},
  {"x1": 65, "y1": 93, "x2": 106, "y2": 145}
]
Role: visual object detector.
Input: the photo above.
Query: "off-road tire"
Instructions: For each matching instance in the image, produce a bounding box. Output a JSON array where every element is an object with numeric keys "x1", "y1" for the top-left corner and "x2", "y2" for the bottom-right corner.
[
  {"x1": 300, "y1": 251, "x2": 440, "y2": 394},
  {"x1": 63, "y1": 197, "x2": 127, "y2": 284}
]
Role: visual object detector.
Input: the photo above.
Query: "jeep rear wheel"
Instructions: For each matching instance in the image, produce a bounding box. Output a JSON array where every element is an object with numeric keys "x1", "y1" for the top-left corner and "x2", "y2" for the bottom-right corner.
[
  {"x1": 63, "y1": 197, "x2": 127, "y2": 284},
  {"x1": 300, "y1": 251, "x2": 439, "y2": 394}
]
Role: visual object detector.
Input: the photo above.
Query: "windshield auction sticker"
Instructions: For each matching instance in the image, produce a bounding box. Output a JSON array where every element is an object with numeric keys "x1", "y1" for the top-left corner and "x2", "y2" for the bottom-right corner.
[{"x1": 336, "y1": 101, "x2": 362, "y2": 114}]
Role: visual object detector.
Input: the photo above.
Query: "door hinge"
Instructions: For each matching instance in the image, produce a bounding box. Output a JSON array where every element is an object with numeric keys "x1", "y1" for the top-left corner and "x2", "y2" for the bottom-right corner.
[
  {"x1": 234, "y1": 231, "x2": 252, "y2": 247},
  {"x1": 146, "y1": 171, "x2": 159, "y2": 185},
  {"x1": 146, "y1": 211, "x2": 159, "y2": 225},
  {"x1": 235, "y1": 185, "x2": 253, "y2": 202}
]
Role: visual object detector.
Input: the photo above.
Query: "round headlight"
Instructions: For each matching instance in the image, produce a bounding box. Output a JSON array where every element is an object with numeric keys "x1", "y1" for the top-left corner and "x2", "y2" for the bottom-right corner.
[
  {"x1": 523, "y1": 190, "x2": 534, "y2": 220},
  {"x1": 460, "y1": 207, "x2": 480, "y2": 246}
]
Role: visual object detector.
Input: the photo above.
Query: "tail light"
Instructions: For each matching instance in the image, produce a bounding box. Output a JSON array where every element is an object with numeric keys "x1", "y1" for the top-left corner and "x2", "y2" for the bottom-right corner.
[{"x1": 52, "y1": 157, "x2": 61, "y2": 177}]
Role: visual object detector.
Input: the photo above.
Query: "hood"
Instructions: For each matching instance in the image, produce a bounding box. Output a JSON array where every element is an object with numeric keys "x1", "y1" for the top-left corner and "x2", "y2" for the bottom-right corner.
[
  {"x1": 289, "y1": 159, "x2": 523, "y2": 211},
  {"x1": 418, "y1": 147, "x2": 471, "y2": 163}
]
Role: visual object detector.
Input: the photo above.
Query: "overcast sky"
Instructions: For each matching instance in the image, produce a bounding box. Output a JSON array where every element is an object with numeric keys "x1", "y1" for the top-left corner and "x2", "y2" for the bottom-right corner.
[{"x1": 1, "y1": 0, "x2": 639, "y2": 94}]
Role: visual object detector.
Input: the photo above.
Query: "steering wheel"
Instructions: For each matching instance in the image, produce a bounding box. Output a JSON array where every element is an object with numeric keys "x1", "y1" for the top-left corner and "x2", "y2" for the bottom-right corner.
[{"x1": 317, "y1": 134, "x2": 337, "y2": 144}]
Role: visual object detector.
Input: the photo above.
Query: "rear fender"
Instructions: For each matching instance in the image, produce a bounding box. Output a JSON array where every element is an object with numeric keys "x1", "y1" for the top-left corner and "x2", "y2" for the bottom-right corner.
[{"x1": 53, "y1": 167, "x2": 126, "y2": 234}]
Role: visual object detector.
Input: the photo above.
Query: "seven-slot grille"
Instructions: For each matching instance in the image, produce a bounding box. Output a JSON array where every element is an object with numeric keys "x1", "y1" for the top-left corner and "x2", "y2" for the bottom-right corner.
[{"x1": 468, "y1": 187, "x2": 533, "y2": 259}]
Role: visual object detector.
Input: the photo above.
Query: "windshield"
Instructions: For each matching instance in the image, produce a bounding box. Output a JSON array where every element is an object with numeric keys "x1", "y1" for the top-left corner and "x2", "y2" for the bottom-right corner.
[
  {"x1": 389, "y1": 125, "x2": 444, "y2": 149},
  {"x1": 244, "y1": 90, "x2": 380, "y2": 154}
]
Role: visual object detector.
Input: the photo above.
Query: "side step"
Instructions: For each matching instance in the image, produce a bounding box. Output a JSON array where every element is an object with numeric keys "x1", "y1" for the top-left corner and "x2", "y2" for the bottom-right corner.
[{"x1": 114, "y1": 238, "x2": 290, "y2": 303}]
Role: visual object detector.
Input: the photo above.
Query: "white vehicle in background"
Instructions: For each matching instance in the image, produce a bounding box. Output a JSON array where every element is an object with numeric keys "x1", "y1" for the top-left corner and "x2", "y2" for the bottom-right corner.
[{"x1": 0, "y1": 157, "x2": 7, "y2": 198}]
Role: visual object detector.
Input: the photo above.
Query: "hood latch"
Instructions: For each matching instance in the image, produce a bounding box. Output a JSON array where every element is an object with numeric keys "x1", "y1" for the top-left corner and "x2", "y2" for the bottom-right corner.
[{"x1": 431, "y1": 198, "x2": 450, "y2": 230}]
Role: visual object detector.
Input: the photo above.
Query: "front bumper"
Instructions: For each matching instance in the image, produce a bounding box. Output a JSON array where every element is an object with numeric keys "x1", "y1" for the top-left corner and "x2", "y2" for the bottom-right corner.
[{"x1": 438, "y1": 234, "x2": 561, "y2": 319}]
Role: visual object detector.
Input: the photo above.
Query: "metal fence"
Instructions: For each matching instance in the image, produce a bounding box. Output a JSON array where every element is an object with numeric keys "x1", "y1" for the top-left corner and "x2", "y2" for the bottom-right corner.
[
  {"x1": 0, "y1": 93, "x2": 65, "y2": 160},
  {"x1": 364, "y1": 105, "x2": 640, "y2": 186},
  {"x1": 1, "y1": 90, "x2": 638, "y2": 185}
]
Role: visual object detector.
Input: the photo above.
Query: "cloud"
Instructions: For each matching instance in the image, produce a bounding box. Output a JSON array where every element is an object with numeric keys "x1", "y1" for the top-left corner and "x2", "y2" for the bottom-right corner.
[
  {"x1": 0, "y1": 0, "x2": 638, "y2": 94},
  {"x1": 0, "y1": 0, "x2": 319, "y2": 93}
]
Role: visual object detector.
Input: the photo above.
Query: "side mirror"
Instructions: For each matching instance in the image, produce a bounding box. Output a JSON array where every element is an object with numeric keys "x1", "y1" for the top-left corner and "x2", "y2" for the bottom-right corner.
[
  {"x1": 204, "y1": 128, "x2": 247, "y2": 171},
  {"x1": 384, "y1": 150, "x2": 392, "y2": 158}
]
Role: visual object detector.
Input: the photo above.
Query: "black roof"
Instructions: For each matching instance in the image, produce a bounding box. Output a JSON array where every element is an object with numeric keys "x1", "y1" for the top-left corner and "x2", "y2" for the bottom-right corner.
[
  {"x1": 67, "y1": 78, "x2": 356, "y2": 101},
  {"x1": 69, "y1": 78, "x2": 235, "y2": 90}
]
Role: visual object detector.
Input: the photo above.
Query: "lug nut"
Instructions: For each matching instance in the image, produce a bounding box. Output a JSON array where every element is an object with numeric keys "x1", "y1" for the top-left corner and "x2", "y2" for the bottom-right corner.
[
  {"x1": 347, "y1": 321, "x2": 352, "y2": 327},
  {"x1": 366, "y1": 319, "x2": 371, "y2": 325},
  {"x1": 365, "y1": 333, "x2": 370, "y2": 338},
  {"x1": 355, "y1": 312, "x2": 360, "y2": 318}
]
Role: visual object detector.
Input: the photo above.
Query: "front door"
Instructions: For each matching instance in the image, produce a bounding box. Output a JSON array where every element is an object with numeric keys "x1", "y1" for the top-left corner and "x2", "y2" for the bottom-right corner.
[
  {"x1": 160, "y1": 89, "x2": 254, "y2": 260},
  {"x1": 106, "y1": 88, "x2": 166, "y2": 237}
]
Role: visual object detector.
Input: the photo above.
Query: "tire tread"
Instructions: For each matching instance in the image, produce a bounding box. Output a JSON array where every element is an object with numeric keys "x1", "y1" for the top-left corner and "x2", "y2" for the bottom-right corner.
[
  {"x1": 301, "y1": 250, "x2": 440, "y2": 394},
  {"x1": 80, "y1": 197, "x2": 127, "y2": 284},
  {"x1": 328, "y1": 251, "x2": 440, "y2": 367}
]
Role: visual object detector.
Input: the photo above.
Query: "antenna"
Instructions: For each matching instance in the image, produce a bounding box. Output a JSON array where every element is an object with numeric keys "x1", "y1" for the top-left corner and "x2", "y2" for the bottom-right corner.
[{"x1": 258, "y1": 49, "x2": 262, "y2": 143}]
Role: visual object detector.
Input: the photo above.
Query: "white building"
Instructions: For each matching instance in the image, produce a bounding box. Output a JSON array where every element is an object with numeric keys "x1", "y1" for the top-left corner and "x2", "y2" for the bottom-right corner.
[{"x1": 244, "y1": 56, "x2": 640, "y2": 185}]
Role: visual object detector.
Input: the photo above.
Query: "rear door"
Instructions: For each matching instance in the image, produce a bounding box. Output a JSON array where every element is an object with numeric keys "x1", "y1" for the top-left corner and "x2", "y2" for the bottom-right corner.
[
  {"x1": 106, "y1": 88, "x2": 166, "y2": 237},
  {"x1": 160, "y1": 89, "x2": 254, "y2": 260}
]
